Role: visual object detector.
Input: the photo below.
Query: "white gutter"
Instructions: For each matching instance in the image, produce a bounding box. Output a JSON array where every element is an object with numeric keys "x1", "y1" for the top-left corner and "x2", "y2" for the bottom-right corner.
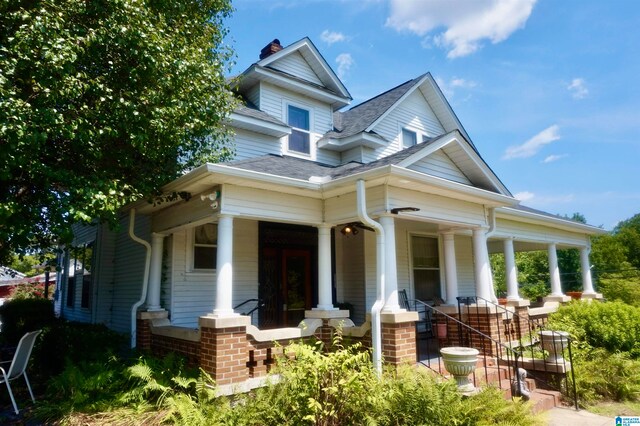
[
  {"x1": 356, "y1": 179, "x2": 384, "y2": 375},
  {"x1": 128, "y1": 208, "x2": 152, "y2": 348}
]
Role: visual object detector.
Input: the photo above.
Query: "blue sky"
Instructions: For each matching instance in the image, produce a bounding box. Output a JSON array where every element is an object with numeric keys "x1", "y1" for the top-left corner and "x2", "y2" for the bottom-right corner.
[{"x1": 226, "y1": 0, "x2": 640, "y2": 230}]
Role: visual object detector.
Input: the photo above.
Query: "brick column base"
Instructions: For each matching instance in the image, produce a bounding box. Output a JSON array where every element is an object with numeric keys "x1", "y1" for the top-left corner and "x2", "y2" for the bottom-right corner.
[
  {"x1": 136, "y1": 310, "x2": 168, "y2": 350},
  {"x1": 465, "y1": 305, "x2": 504, "y2": 356},
  {"x1": 380, "y1": 311, "x2": 419, "y2": 365},
  {"x1": 305, "y1": 309, "x2": 350, "y2": 350},
  {"x1": 199, "y1": 315, "x2": 251, "y2": 386}
]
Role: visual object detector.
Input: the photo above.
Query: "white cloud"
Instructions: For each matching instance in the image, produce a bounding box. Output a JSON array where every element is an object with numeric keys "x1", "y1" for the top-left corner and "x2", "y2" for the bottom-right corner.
[
  {"x1": 514, "y1": 191, "x2": 535, "y2": 202},
  {"x1": 542, "y1": 154, "x2": 568, "y2": 163},
  {"x1": 567, "y1": 78, "x2": 588, "y2": 99},
  {"x1": 320, "y1": 30, "x2": 347, "y2": 45},
  {"x1": 386, "y1": 0, "x2": 537, "y2": 58},
  {"x1": 435, "y1": 76, "x2": 477, "y2": 98},
  {"x1": 335, "y1": 53, "x2": 354, "y2": 80},
  {"x1": 502, "y1": 125, "x2": 560, "y2": 160}
]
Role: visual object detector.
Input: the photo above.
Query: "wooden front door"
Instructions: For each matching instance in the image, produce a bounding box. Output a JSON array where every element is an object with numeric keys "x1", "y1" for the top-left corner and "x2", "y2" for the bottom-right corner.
[
  {"x1": 282, "y1": 249, "x2": 311, "y2": 327},
  {"x1": 258, "y1": 222, "x2": 318, "y2": 329}
]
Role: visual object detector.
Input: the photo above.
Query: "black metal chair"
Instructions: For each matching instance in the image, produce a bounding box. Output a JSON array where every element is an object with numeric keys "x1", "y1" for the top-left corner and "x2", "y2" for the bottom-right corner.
[{"x1": 398, "y1": 290, "x2": 433, "y2": 338}]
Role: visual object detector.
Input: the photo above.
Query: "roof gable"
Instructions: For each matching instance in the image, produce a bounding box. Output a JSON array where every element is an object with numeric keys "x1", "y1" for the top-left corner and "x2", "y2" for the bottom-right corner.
[
  {"x1": 397, "y1": 131, "x2": 511, "y2": 195},
  {"x1": 257, "y1": 37, "x2": 351, "y2": 102}
]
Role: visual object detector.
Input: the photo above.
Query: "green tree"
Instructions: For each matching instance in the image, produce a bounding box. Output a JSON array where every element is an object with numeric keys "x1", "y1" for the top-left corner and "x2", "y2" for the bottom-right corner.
[
  {"x1": 614, "y1": 213, "x2": 640, "y2": 269},
  {"x1": 0, "y1": 0, "x2": 236, "y2": 265}
]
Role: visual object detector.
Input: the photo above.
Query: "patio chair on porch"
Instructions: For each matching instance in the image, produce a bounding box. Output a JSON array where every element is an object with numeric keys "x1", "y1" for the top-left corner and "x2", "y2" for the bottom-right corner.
[
  {"x1": 398, "y1": 290, "x2": 434, "y2": 338},
  {"x1": 0, "y1": 330, "x2": 41, "y2": 414}
]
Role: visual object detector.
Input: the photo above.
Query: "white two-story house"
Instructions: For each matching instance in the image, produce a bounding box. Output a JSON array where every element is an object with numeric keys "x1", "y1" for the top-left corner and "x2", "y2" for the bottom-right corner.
[{"x1": 57, "y1": 38, "x2": 603, "y2": 383}]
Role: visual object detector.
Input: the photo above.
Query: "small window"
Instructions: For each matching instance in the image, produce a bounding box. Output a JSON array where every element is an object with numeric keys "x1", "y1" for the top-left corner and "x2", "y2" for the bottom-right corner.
[
  {"x1": 402, "y1": 128, "x2": 417, "y2": 148},
  {"x1": 411, "y1": 236, "x2": 441, "y2": 301},
  {"x1": 193, "y1": 224, "x2": 217, "y2": 270},
  {"x1": 288, "y1": 105, "x2": 310, "y2": 154}
]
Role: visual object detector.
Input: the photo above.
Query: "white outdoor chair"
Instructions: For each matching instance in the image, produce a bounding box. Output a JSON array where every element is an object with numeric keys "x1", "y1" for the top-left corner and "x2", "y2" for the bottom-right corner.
[{"x1": 0, "y1": 330, "x2": 41, "y2": 414}]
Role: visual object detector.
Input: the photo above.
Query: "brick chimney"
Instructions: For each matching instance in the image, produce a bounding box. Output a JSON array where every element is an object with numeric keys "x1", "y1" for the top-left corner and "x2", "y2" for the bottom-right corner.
[{"x1": 259, "y1": 39, "x2": 283, "y2": 60}]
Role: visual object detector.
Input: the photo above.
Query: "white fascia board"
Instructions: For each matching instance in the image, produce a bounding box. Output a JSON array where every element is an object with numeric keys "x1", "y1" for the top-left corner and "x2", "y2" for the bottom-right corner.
[
  {"x1": 365, "y1": 74, "x2": 430, "y2": 133},
  {"x1": 317, "y1": 132, "x2": 387, "y2": 151},
  {"x1": 424, "y1": 74, "x2": 473, "y2": 144},
  {"x1": 323, "y1": 165, "x2": 517, "y2": 206},
  {"x1": 258, "y1": 38, "x2": 351, "y2": 100},
  {"x1": 453, "y1": 137, "x2": 512, "y2": 196},
  {"x1": 496, "y1": 207, "x2": 608, "y2": 235},
  {"x1": 254, "y1": 67, "x2": 350, "y2": 108},
  {"x1": 230, "y1": 112, "x2": 291, "y2": 137},
  {"x1": 396, "y1": 131, "x2": 459, "y2": 167}
]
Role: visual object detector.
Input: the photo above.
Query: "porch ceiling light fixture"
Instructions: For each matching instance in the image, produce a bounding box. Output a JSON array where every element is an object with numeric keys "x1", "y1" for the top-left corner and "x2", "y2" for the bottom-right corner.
[
  {"x1": 340, "y1": 223, "x2": 359, "y2": 236},
  {"x1": 390, "y1": 207, "x2": 420, "y2": 214}
]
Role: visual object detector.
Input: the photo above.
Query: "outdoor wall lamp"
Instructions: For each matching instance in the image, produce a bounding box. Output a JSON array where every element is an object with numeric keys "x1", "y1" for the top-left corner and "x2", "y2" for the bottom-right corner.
[{"x1": 390, "y1": 207, "x2": 420, "y2": 214}]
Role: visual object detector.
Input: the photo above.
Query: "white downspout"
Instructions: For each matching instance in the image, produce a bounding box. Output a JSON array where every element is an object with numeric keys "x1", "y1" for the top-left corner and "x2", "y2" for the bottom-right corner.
[
  {"x1": 128, "y1": 208, "x2": 152, "y2": 348},
  {"x1": 485, "y1": 207, "x2": 498, "y2": 302},
  {"x1": 356, "y1": 179, "x2": 384, "y2": 375},
  {"x1": 486, "y1": 207, "x2": 497, "y2": 237}
]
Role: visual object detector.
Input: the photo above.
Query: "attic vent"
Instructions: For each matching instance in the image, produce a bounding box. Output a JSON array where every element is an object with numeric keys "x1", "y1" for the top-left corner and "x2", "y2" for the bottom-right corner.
[{"x1": 260, "y1": 39, "x2": 283, "y2": 60}]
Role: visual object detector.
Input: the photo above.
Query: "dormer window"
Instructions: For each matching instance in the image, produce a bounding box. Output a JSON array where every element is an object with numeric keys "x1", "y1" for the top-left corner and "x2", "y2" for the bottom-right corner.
[
  {"x1": 402, "y1": 128, "x2": 417, "y2": 148},
  {"x1": 288, "y1": 105, "x2": 310, "y2": 154}
]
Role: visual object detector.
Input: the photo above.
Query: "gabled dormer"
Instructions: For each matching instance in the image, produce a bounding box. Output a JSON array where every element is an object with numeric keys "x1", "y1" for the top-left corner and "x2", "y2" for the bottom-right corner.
[
  {"x1": 319, "y1": 73, "x2": 475, "y2": 165},
  {"x1": 234, "y1": 38, "x2": 352, "y2": 162}
]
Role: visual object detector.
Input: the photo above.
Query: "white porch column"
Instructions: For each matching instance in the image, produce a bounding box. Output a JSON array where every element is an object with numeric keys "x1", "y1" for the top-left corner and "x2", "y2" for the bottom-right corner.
[
  {"x1": 503, "y1": 237, "x2": 520, "y2": 301},
  {"x1": 442, "y1": 232, "x2": 459, "y2": 305},
  {"x1": 472, "y1": 228, "x2": 495, "y2": 302},
  {"x1": 548, "y1": 243, "x2": 564, "y2": 296},
  {"x1": 146, "y1": 233, "x2": 166, "y2": 311},
  {"x1": 213, "y1": 214, "x2": 236, "y2": 316},
  {"x1": 581, "y1": 246, "x2": 596, "y2": 295},
  {"x1": 315, "y1": 224, "x2": 335, "y2": 310},
  {"x1": 380, "y1": 215, "x2": 401, "y2": 312}
]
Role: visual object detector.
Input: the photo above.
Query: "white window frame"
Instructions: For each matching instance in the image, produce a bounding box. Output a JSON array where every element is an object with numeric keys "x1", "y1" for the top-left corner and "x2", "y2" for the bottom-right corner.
[
  {"x1": 399, "y1": 124, "x2": 431, "y2": 150},
  {"x1": 186, "y1": 223, "x2": 218, "y2": 274},
  {"x1": 283, "y1": 100, "x2": 315, "y2": 159},
  {"x1": 408, "y1": 232, "x2": 445, "y2": 302}
]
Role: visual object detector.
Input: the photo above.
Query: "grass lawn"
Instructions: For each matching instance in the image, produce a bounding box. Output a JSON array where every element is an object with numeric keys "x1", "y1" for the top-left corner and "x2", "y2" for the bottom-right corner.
[{"x1": 587, "y1": 400, "x2": 640, "y2": 417}]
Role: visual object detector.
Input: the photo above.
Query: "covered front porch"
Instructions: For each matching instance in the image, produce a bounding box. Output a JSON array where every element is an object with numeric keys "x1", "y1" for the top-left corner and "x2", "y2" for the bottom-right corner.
[{"x1": 133, "y1": 172, "x2": 601, "y2": 389}]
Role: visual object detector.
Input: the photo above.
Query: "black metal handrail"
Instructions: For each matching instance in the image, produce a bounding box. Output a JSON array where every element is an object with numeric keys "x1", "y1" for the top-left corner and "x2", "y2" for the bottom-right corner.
[
  {"x1": 456, "y1": 296, "x2": 578, "y2": 409},
  {"x1": 234, "y1": 298, "x2": 264, "y2": 323},
  {"x1": 416, "y1": 301, "x2": 524, "y2": 398}
]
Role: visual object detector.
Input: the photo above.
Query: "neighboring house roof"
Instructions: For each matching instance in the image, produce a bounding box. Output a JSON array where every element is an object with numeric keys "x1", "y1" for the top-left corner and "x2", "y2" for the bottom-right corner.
[{"x1": 0, "y1": 267, "x2": 25, "y2": 282}]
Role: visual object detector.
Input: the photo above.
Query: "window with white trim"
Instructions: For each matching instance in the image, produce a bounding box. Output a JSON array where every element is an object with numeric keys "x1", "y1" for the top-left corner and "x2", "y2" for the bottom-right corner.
[
  {"x1": 287, "y1": 105, "x2": 310, "y2": 154},
  {"x1": 402, "y1": 128, "x2": 417, "y2": 148},
  {"x1": 193, "y1": 224, "x2": 217, "y2": 270},
  {"x1": 411, "y1": 235, "x2": 441, "y2": 301}
]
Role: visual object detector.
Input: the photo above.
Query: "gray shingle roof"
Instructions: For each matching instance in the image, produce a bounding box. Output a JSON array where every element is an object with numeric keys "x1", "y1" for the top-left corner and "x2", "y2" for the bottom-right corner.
[
  {"x1": 224, "y1": 134, "x2": 443, "y2": 181},
  {"x1": 324, "y1": 74, "x2": 427, "y2": 140},
  {"x1": 233, "y1": 100, "x2": 289, "y2": 127}
]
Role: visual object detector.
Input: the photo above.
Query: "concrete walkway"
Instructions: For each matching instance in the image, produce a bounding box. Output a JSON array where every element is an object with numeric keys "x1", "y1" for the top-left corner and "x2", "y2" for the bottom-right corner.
[{"x1": 545, "y1": 407, "x2": 612, "y2": 425}]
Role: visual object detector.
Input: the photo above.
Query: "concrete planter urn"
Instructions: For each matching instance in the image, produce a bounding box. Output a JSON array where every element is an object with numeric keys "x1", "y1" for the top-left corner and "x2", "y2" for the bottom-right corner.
[
  {"x1": 440, "y1": 347, "x2": 479, "y2": 393},
  {"x1": 539, "y1": 330, "x2": 570, "y2": 363}
]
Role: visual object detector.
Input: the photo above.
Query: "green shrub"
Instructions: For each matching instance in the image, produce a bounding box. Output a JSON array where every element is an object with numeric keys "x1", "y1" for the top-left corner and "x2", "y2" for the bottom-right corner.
[
  {"x1": 32, "y1": 321, "x2": 127, "y2": 378},
  {"x1": 599, "y1": 274, "x2": 640, "y2": 307},
  {"x1": 548, "y1": 301, "x2": 640, "y2": 357},
  {"x1": 569, "y1": 348, "x2": 640, "y2": 404},
  {"x1": 9, "y1": 282, "x2": 56, "y2": 300},
  {"x1": 520, "y1": 282, "x2": 550, "y2": 301},
  {"x1": 0, "y1": 298, "x2": 55, "y2": 345}
]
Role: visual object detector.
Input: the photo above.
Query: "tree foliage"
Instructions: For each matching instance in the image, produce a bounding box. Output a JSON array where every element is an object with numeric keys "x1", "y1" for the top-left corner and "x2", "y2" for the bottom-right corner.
[{"x1": 0, "y1": 0, "x2": 236, "y2": 265}]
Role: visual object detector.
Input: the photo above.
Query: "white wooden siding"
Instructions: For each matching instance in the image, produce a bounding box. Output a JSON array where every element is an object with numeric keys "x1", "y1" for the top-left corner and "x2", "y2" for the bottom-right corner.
[
  {"x1": 169, "y1": 219, "x2": 259, "y2": 328},
  {"x1": 110, "y1": 214, "x2": 151, "y2": 334},
  {"x1": 270, "y1": 51, "x2": 323, "y2": 85},
  {"x1": 455, "y1": 235, "x2": 476, "y2": 297},
  {"x1": 324, "y1": 186, "x2": 386, "y2": 225},
  {"x1": 388, "y1": 187, "x2": 486, "y2": 227},
  {"x1": 233, "y1": 128, "x2": 283, "y2": 160},
  {"x1": 341, "y1": 147, "x2": 364, "y2": 164},
  {"x1": 364, "y1": 231, "x2": 377, "y2": 314},
  {"x1": 246, "y1": 85, "x2": 260, "y2": 108},
  {"x1": 370, "y1": 90, "x2": 446, "y2": 160},
  {"x1": 152, "y1": 193, "x2": 218, "y2": 233},
  {"x1": 223, "y1": 184, "x2": 323, "y2": 224},
  {"x1": 259, "y1": 83, "x2": 340, "y2": 165},
  {"x1": 408, "y1": 150, "x2": 472, "y2": 185},
  {"x1": 335, "y1": 230, "x2": 366, "y2": 324}
]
